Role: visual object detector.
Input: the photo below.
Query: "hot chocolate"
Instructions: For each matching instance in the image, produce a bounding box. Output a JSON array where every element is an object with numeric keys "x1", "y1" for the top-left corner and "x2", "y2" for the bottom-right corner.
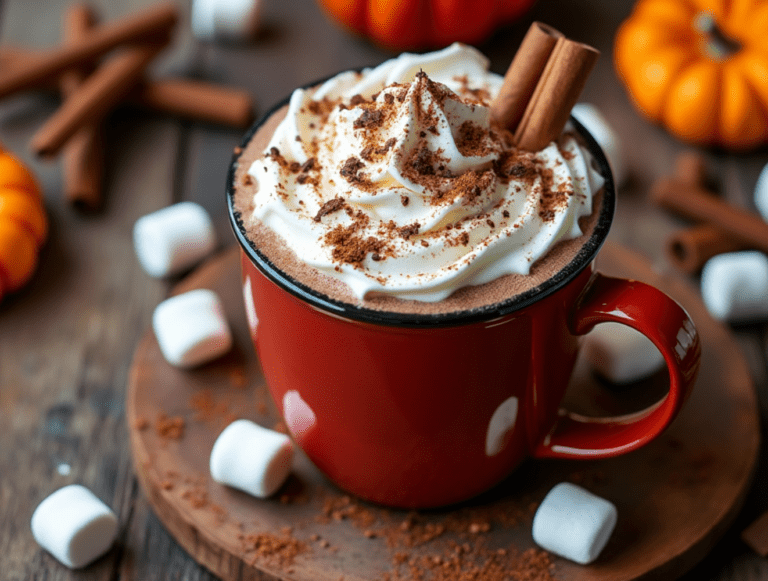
[{"x1": 230, "y1": 44, "x2": 608, "y2": 316}]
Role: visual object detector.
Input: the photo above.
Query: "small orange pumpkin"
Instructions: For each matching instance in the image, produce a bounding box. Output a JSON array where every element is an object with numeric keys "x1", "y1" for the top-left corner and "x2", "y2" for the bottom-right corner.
[
  {"x1": 614, "y1": 0, "x2": 768, "y2": 150},
  {"x1": 317, "y1": 0, "x2": 536, "y2": 50},
  {"x1": 0, "y1": 148, "x2": 47, "y2": 303}
]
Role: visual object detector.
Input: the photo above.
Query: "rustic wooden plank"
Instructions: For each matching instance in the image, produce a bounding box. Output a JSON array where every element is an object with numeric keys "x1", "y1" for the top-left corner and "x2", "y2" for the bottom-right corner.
[
  {"x1": 0, "y1": 1, "x2": 190, "y2": 580},
  {"x1": 2, "y1": 0, "x2": 767, "y2": 579}
]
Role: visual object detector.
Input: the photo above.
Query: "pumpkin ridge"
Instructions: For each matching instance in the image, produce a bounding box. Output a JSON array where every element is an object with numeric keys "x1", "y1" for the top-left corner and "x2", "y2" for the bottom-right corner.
[{"x1": 0, "y1": 189, "x2": 47, "y2": 245}]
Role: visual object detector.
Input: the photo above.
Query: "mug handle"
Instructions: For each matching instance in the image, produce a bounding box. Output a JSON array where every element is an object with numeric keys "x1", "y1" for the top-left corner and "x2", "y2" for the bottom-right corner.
[{"x1": 533, "y1": 273, "x2": 701, "y2": 459}]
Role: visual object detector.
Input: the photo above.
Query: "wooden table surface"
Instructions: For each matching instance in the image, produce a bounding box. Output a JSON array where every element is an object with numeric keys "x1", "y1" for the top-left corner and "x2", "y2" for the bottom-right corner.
[{"x1": 2, "y1": 0, "x2": 768, "y2": 579}]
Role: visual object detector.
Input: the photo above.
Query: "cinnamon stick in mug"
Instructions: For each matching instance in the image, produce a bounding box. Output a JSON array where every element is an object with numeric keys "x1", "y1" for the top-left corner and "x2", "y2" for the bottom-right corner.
[
  {"x1": 490, "y1": 22, "x2": 562, "y2": 132},
  {"x1": 32, "y1": 37, "x2": 169, "y2": 157},
  {"x1": 60, "y1": 4, "x2": 105, "y2": 210},
  {"x1": 514, "y1": 37, "x2": 599, "y2": 152},
  {"x1": 651, "y1": 178, "x2": 768, "y2": 254},
  {"x1": 0, "y1": 2, "x2": 177, "y2": 100}
]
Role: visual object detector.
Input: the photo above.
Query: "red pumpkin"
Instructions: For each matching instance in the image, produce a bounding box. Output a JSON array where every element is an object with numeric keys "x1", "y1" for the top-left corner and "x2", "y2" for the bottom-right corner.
[{"x1": 317, "y1": 0, "x2": 537, "y2": 50}]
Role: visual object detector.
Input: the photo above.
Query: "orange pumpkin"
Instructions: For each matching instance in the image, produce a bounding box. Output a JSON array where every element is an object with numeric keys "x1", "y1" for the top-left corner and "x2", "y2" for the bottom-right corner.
[
  {"x1": 317, "y1": 0, "x2": 536, "y2": 50},
  {"x1": 615, "y1": 0, "x2": 768, "y2": 150},
  {"x1": 0, "y1": 148, "x2": 47, "y2": 302}
]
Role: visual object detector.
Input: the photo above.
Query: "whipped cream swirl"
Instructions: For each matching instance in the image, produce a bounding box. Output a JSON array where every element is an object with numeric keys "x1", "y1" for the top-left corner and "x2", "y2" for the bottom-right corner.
[{"x1": 246, "y1": 43, "x2": 605, "y2": 302}]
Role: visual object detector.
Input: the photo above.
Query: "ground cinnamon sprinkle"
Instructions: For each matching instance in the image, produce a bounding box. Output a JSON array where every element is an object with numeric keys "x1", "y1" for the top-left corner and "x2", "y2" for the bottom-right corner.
[
  {"x1": 314, "y1": 196, "x2": 346, "y2": 222},
  {"x1": 155, "y1": 413, "x2": 185, "y2": 439},
  {"x1": 241, "y1": 532, "x2": 308, "y2": 567}
]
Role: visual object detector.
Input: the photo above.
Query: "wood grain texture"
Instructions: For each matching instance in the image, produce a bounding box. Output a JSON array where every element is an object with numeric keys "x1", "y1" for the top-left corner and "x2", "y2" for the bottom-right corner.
[
  {"x1": 2, "y1": 0, "x2": 768, "y2": 579},
  {"x1": 125, "y1": 245, "x2": 758, "y2": 581}
]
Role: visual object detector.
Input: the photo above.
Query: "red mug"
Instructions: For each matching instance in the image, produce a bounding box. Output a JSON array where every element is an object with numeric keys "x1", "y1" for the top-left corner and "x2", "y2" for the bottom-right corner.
[{"x1": 227, "y1": 105, "x2": 701, "y2": 509}]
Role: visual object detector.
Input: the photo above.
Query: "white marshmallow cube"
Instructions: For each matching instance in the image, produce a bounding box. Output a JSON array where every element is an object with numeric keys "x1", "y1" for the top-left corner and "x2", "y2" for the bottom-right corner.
[
  {"x1": 191, "y1": 0, "x2": 262, "y2": 42},
  {"x1": 701, "y1": 251, "x2": 768, "y2": 322},
  {"x1": 209, "y1": 419, "x2": 294, "y2": 498},
  {"x1": 133, "y1": 202, "x2": 216, "y2": 278},
  {"x1": 153, "y1": 289, "x2": 233, "y2": 368},
  {"x1": 582, "y1": 322, "x2": 664, "y2": 384},
  {"x1": 532, "y1": 482, "x2": 617, "y2": 565},
  {"x1": 31, "y1": 485, "x2": 118, "y2": 569},
  {"x1": 754, "y1": 162, "x2": 768, "y2": 222},
  {"x1": 571, "y1": 103, "x2": 626, "y2": 186}
]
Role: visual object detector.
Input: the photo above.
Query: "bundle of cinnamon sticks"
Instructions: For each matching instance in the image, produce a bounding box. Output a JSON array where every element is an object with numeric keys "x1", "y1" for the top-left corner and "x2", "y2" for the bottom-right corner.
[
  {"x1": 651, "y1": 152, "x2": 765, "y2": 274},
  {"x1": 0, "y1": 2, "x2": 255, "y2": 210},
  {"x1": 490, "y1": 22, "x2": 599, "y2": 151}
]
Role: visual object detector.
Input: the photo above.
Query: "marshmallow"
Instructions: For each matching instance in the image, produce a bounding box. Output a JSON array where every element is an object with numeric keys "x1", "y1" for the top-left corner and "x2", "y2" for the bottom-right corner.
[
  {"x1": 209, "y1": 419, "x2": 294, "y2": 498},
  {"x1": 31, "y1": 485, "x2": 118, "y2": 569},
  {"x1": 754, "y1": 162, "x2": 768, "y2": 222},
  {"x1": 191, "y1": 0, "x2": 261, "y2": 42},
  {"x1": 153, "y1": 289, "x2": 233, "y2": 367},
  {"x1": 571, "y1": 103, "x2": 626, "y2": 185},
  {"x1": 582, "y1": 322, "x2": 664, "y2": 384},
  {"x1": 532, "y1": 482, "x2": 617, "y2": 565},
  {"x1": 701, "y1": 251, "x2": 768, "y2": 322},
  {"x1": 133, "y1": 202, "x2": 216, "y2": 278}
]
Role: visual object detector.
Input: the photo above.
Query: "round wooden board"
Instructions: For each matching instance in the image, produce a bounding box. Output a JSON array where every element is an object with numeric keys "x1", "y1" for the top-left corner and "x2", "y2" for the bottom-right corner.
[{"x1": 127, "y1": 244, "x2": 759, "y2": 581}]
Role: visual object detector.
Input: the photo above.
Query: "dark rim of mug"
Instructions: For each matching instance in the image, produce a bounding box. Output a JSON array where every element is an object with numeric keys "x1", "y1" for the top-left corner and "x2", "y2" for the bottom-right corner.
[{"x1": 227, "y1": 78, "x2": 615, "y2": 329}]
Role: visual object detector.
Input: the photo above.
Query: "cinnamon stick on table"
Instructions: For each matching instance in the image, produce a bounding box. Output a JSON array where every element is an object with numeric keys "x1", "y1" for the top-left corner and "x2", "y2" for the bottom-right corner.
[
  {"x1": 0, "y1": 47, "x2": 253, "y2": 129},
  {"x1": 651, "y1": 178, "x2": 768, "y2": 255},
  {"x1": 32, "y1": 36, "x2": 170, "y2": 157},
  {"x1": 663, "y1": 152, "x2": 746, "y2": 273},
  {"x1": 0, "y1": 2, "x2": 177, "y2": 100},
  {"x1": 61, "y1": 4, "x2": 105, "y2": 210}
]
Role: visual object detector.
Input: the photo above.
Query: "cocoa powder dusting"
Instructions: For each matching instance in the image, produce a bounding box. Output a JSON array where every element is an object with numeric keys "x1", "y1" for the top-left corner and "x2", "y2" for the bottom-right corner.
[
  {"x1": 456, "y1": 121, "x2": 490, "y2": 157},
  {"x1": 314, "y1": 196, "x2": 346, "y2": 222},
  {"x1": 155, "y1": 414, "x2": 185, "y2": 440},
  {"x1": 340, "y1": 156, "x2": 368, "y2": 184},
  {"x1": 536, "y1": 164, "x2": 572, "y2": 222},
  {"x1": 325, "y1": 223, "x2": 388, "y2": 265},
  {"x1": 241, "y1": 532, "x2": 308, "y2": 567},
  {"x1": 354, "y1": 108, "x2": 385, "y2": 130}
]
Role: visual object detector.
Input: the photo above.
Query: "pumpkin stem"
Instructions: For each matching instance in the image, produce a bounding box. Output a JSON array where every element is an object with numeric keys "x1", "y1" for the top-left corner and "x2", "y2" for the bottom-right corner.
[{"x1": 694, "y1": 12, "x2": 741, "y2": 60}]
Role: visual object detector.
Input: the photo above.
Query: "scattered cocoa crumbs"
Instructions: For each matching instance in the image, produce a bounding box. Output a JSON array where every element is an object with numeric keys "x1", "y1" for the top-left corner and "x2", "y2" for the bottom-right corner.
[
  {"x1": 242, "y1": 174, "x2": 253, "y2": 186},
  {"x1": 190, "y1": 389, "x2": 222, "y2": 422},
  {"x1": 456, "y1": 121, "x2": 490, "y2": 157},
  {"x1": 181, "y1": 486, "x2": 208, "y2": 509},
  {"x1": 314, "y1": 196, "x2": 346, "y2": 221},
  {"x1": 241, "y1": 532, "x2": 308, "y2": 567},
  {"x1": 452, "y1": 74, "x2": 492, "y2": 104},
  {"x1": 360, "y1": 137, "x2": 396, "y2": 162},
  {"x1": 234, "y1": 146, "x2": 243, "y2": 155},
  {"x1": 160, "y1": 480, "x2": 174, "y2": 491},
  {"x1": 155, "y1": 414, "x2": 185, "y2": 440},
  {"x1": 354, "y1": 108, "x2": 385, "y2": 130},
  {"x1": 536, "y1": 163, "x2": 572, "y2": 222},
  {"x1": 301, "y1": 157, "x2": 317, "y2": 173},
  {"x1": 324, "y1": 210, "x2": 391, "y2": 266},
  {"x1": 399, "y1": 223, "x2": 420, "y2": 240},
  {"x1": 340, "y1": 156, "x2": 368, "y2": 184},
  {"x1": 400, "y1": 195, "x2": 409, "y2": 206}
]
